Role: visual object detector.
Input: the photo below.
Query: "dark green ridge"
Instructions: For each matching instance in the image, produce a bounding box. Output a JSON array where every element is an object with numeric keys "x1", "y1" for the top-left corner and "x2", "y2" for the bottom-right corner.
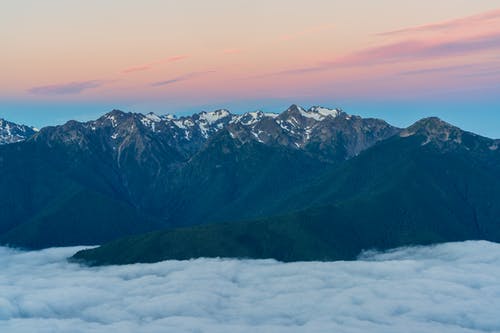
[{"x1": 73, "y1": 131, "x2": 500, "y2": 265}]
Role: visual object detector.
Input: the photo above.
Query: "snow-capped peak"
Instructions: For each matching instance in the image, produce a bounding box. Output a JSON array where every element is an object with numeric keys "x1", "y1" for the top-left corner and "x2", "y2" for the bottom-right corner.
[
  {"x1": 0, "y1": 118, "x2": 38, "y2": 145},
  {"x1": 299, "y1": 109, "x2": 322, "y2": 121},
  {"x1": 282, "y1": 105, "x2": 342, "y2": 122},
  {"x1": 229, "y1": 110, "x2": 279, "y2": 126},
  {"x1": 163, "y1": 114, "x2": 176, "y2": 120},
  {"x1": 198, "y1": 109, "x2": 231, "y2": 124},
  {"x1": 145, "y1": 112, "x2": 162, "y2": 123},
  {"x1": 298, "y1": 106, "x2": 341, "y2": 121},
  {"x1": 101, "y1": 110, "x2": 128, "y2": 128},
  {"x1": 140, "y1": 113, "x2": 164, "y2": 131},
  {"x1": 263, "y1": 112, "x2": 279, "y2": 118},
  {"x1": 286, "y1": 104, "x2": 307, "y2": 114},
  {"x1": 308, "y1": 106, "x2": 341, "y2": 118}
]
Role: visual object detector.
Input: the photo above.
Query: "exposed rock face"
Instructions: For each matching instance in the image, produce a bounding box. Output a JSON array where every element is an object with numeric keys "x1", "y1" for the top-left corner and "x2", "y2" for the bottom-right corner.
[
  {"x1": 226, "y1": 105, "x2": 400, "y2": 160},
  {"x1": 30, "y1": 105, "x2": 400, "y2": 167},
  {"x1": 0, "y1": 119, "x2": 37, "y2": 145},
  {"x1": 400, "y1": 117, "x2": 497, "y2": 156}
]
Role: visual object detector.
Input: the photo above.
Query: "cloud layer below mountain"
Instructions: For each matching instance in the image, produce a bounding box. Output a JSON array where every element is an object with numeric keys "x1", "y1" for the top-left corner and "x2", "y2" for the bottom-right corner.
[{"x1": 1, "y1": 241, "x2": 499, "y2": 333}]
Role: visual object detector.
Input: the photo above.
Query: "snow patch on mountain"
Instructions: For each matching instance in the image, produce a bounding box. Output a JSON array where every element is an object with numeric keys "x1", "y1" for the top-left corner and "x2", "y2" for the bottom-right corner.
[
  {"x1": 0, "y1": 119, "x2": 38, "y2": 145},
  {"x1": 145, "y1": 112, "x2": 162, "y2": 122},
  {"x1": 198, "y1": 109, "x2": 231, "y2": 124},
  {"x1": 310, "y1": 106, "x2": 341, "y2": 118},
  {"x1": 230, "y1": 111, "x2": 278, "y2": 126},
  {"x1": 28, "y1": 104, "x2": 400, "y2": 161},
  {"x1": 104, "y1": 114, "x2": 119, "y2": 128}
]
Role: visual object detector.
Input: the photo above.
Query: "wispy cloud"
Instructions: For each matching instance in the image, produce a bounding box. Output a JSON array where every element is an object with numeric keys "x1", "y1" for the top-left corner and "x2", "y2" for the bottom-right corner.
[
  {"x1": 122, "y1": 65, "x2": 152, "y2": 74},
  {"x1": 269, "y1": 32, "x2": 500, "y2": 77},
  {"x1": 269, "y1": 66, "x2": 326, "y2": 77},
  {"x1": 398, "y1": 61, "x2": 500, "y2": 75},
  {"x1": 121, "y1": 55, "x2": 189, "y2": 74},
  {"x1": 398, "y1": 64, "x2": 489, "y2": 76},
  {"x1": 28, "y1": 80, "x2": 107, "y2": 95},
  {"x1": 165, "y1": 55, "x2": 190, "y2": 63},
  {"x1": 291, "y1": 8, "x2": 497, "y2": 82},
  {"x1": 459, "y1": 69, "x2": 500, "y2": 78},
  {"x1": 151, "y1": 71, "x2": 215, "y2": 87},
  {"x1": 378, "y1": 8, "x2": 500, "y2": 36},
  {"x1": 334, "y1": 33, "x2": 500, "y2": 66},
  {"x1": 151, "y1": 78, "x2": 182, "y2": 86}
]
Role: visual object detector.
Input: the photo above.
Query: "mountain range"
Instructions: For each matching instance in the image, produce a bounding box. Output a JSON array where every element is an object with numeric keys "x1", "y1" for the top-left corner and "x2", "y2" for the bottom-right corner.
[{"x1": 1, "y1": 106, "x2": 499, "y2": 265}]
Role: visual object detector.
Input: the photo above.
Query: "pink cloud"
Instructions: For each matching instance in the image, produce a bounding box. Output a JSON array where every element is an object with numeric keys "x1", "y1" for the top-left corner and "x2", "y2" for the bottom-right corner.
[
  {"x1": 122, "y1": 65, "x2": 152, "y2": 74},
  {"x1": 342, "y1": 32, "x2": 500, "y2": 64},
  {"x1": 398, "y1": 64, "x2": 483, "y2": 76},
  {"x1": 270, "y1": 32, "x2": 500, "y2": 76},
  {"x1": 121, "y1": 55, "x2": 189, "y2": 74},
  {"x1": 151, "y1": 71, "x2": 216, "y2": 87},
  {"x1": 28, "y1": 80, "x2": 108, "y2": 95},
  {"x1": 162, "y1": 55, "x2": 190, "y2": 63},
  {"x1": 378, "y1": 8, "x2": 500, "y2": 36}
]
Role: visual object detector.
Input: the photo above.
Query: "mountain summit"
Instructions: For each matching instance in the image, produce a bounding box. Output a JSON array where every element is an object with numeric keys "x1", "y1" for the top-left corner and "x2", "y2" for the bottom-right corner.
[
  {"x1": 0, "y1": 119, "x2": 37, "y2": 145},
  {"x1": 401, "y1": 117, "x2": 464, "y2": 143},
  {"x1": 400, "y1": 116, "x2": 498, "y2": 153}
]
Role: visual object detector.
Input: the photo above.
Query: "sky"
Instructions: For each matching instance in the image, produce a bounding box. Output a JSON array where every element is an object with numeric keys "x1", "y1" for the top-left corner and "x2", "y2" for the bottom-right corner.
[
  {"x1": 1, "y1": 0, "x2": 500, "y2": 137},
  {"x1": 1, "y1": 241, "x2": 500, "y2": 332}
]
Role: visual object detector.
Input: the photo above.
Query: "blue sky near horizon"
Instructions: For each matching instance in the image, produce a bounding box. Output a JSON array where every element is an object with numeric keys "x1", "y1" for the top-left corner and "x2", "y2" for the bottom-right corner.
[{"x1": 1, "y1": 98, "x2": 499, "y2": 139}]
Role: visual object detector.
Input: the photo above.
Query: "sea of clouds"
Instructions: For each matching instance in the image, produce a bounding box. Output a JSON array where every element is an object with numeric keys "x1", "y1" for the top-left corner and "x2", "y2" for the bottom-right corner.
[{"x1": 1, "y1": 241, "x2": 500, "y2": 333}]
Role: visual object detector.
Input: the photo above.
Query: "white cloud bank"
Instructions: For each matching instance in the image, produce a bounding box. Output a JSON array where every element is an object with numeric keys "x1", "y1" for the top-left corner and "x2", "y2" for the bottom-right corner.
[{"x1": 1, "y1": 241, "x2": 500, "y2": 333}]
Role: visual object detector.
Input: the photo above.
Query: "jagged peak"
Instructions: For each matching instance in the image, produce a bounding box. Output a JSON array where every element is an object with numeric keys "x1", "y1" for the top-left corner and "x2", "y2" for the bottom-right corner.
[
  {"x1": 28, "y1": 105, "x2": 395, "y2": 149},
  {"x1": 284, "y1": 104, "x2": 306, "y2": 114},
  {"x1": 281, "y1": 104, "x2": 345, "y2": 121},
  {"x1": 197, "y1": 109, "x2": 232, "y2": 124},
  {"x1": 0, "y1": 118, "x2": 37, "y2": 130},
  {"x1": 144, "y1": 112, "x2": 163, "y2": 122},
  {"x1": 0, "y1": 118, "x2": 38, "y2": 145},
  {"x1": 308, "y1": 105, "x2": 342, "y2": 115},
  {"x1": 288, "y1": 104, "x2": 302, "y2": 110},
  {"x1": 96, "y1": 110, "x2": 133, "y2": 128},
  {"x1": 230, "y1": 110, "x2": 278, "y2": 126},
  {"x1": 308, "y1": 106, "x2": 345, "y2": 120},
  {"x1": 0, "y1": 118, "x2": 11, "y2": 127},
  {"x1": 213, "y1": 108, "x2": 231, "y2": 115},
  {"x1": 92, "y1": 105, "x2": 348, "y2": 130},
  {"x1": 100, "y1": 109, "x2": 169, "y2": 126},
  {"x1": 105, "y1": 109, "x2": 128, "y2": 117}
]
